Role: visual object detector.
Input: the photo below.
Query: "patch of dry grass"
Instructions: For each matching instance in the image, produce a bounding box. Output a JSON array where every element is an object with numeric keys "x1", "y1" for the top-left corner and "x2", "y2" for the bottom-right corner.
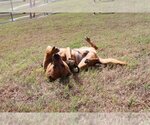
[{"x1": 0, "y1": 13, "x2": 149, "y2": 112}]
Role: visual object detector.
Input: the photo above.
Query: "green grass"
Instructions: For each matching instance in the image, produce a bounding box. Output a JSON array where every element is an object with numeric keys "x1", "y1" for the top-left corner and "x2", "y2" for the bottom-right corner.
[
  {"x1": 0, "y1": 13, "x2": 150, "y2": 112},
  {"x1": 0, "y1": 13, "x2": 29, "y2": 23}
]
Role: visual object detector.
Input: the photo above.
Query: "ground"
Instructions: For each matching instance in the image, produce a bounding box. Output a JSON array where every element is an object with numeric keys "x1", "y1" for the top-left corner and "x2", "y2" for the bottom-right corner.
[{"x1": 0, "y1": 13, "x2": 150, "y2": 112}]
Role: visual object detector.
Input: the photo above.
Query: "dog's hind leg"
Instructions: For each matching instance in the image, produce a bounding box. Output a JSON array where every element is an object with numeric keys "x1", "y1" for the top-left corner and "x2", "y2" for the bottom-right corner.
[
  {"x1": 85, "y1": 37, "x2": 98, "y2": 50},
  {"x1": 84, "y1": 58, "x2": 101, "y2": 66},
  {"x1": 78, "y1": 52, "x2": 99, "y2": 69},
  {"x1": 78, "y1": 58, "x2": 88, "y2": 69}
]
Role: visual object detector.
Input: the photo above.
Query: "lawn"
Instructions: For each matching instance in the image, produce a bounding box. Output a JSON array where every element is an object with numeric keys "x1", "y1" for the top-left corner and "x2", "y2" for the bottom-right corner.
[{"x1": 0, "y1": 13, "x2": 149, "y2": 112}]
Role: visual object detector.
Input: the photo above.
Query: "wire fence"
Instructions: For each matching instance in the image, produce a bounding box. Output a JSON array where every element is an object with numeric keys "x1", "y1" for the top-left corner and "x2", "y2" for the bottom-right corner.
[
  {"x1": 0, "y1": 0, "x2": 51, "y2": 24},
  {"x1": 0, "y1": 0, "x2": 150, "y2": 24}
]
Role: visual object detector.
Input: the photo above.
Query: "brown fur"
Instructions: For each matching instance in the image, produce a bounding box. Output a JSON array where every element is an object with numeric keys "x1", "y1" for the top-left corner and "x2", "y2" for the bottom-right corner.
[
  {"x1": 46, "y1": 54, "x2": 71, "y2": 81},
  {"x1": 43, "y1": 46, "x2": 59, "y2": 71},
  {"x1": 43, "y1": 37, "x2": 127, "y2": 80}
]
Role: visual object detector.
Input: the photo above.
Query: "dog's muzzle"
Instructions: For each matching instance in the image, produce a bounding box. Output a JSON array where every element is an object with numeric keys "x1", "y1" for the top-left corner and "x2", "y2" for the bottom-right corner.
[{"x1": 48, "y1": 76, "x2": 55, "y2": 82}]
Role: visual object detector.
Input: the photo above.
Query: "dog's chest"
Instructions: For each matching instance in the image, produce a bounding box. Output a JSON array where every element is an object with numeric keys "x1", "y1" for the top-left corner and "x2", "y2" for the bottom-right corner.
[{"x1": 73, "y1": 50, "x2": 88, "y2": 64}]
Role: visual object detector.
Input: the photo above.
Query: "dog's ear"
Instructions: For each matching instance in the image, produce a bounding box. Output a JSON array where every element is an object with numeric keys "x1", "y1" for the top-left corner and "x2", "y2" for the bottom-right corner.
[
  {"x1": 52, "y1": 46, "x2": 56, "y2": 51},
  {"x1": 52, "y1": 46, "x2": 60, "y2": 53}
]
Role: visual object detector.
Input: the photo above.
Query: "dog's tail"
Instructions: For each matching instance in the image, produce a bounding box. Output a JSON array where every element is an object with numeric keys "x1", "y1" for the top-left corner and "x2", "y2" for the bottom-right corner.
[
  {"x1": 99, "y1": 58, "x2": 127, "y2": 65},
  {"x1": 85, "y1": 36, "x2": 98, "y2": 50},
  {"x1": 84, "y1": 57, "x2": 127, "y2": 66}
]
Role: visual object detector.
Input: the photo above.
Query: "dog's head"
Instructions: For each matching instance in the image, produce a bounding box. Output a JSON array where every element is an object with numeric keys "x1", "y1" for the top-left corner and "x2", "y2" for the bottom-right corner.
[
  {"x1": 43, "y1": 46, "x2": 60, "y2": 70},
  {"x1": 46, "y1": 53, "x2": 71, "y2": 81}
]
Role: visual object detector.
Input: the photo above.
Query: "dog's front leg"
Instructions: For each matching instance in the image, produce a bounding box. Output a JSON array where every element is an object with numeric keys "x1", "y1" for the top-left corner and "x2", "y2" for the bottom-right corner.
[{"x1": 66, "y1": 47, "x2": 72, "y2": 60}]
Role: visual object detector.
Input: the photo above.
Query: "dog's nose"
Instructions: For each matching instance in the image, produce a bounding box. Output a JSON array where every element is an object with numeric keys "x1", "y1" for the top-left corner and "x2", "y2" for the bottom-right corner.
[
  {"x1": 48, "y1": 76, "x2": 55, "y2": 82},
  {"x1": 53, "y1": 53, "x2": 60, "y2": 60}
]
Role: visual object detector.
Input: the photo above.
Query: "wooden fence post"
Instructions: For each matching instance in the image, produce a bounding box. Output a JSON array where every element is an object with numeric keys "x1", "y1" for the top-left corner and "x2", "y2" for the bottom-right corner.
[
  {"x1": 10, "y1": 0, "x2": 14, "y2": 21},
  {"x1": 29, "y1": 0, "x2": 32, "y2": 18}
]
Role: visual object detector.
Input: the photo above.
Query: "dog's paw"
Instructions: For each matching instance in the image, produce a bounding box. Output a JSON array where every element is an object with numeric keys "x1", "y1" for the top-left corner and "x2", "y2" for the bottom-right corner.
[
  {"x1": 84, "y1": 59, "x2": 90, "y2": 64},
  {"x1": 85, "y1": 36, "x2": 90, "y2": 42}
]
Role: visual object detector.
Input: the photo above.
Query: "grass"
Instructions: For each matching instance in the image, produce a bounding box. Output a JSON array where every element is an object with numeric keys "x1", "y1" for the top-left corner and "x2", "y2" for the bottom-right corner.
[
  {"x1": 0, "y1": 13, "x2": 150, "y2": 112},
  {"x1": 0, "y1": 13, "x2": 29, "y2": 23}
]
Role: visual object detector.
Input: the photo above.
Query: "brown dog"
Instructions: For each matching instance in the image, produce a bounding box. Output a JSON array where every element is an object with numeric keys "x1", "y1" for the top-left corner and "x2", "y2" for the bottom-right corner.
[
  {"x1": 45, "y1": 53, "x2": 72, "y2": 81},
  {"x1": 43, "y1": 37, "x2": 127, "y2": 81}
]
